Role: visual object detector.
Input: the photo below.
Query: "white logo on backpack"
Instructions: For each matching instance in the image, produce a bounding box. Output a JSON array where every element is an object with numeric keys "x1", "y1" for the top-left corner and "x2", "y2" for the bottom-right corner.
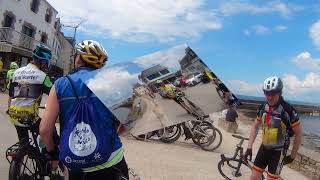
[{"x1": 69, "y1": 122, "x2": 97, "y2": 157}]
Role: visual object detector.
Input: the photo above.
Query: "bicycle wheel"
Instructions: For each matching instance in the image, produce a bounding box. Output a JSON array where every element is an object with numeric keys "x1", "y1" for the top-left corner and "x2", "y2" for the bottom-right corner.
[
  {"x1": 159, "y1": 125, "x2": 182, "y2": 143},
  {"x1": 196, "y1": 126, "x2": 222, "y2": 151},
  {"x1": 9, "y1": 151, "x2": 44, "y2": 180},
  {"x1": 131, "y1": 132, "x2": 154, "y2": 141},
  {"x1": 218, "y1": 158, "x2": 251, "y2": 180},
  {"x1": 208, "y1": 127, "x2": 223, "y2": 150},
  {"x1": 192, "y1": 121, "x2": 215, "y2": 146}
]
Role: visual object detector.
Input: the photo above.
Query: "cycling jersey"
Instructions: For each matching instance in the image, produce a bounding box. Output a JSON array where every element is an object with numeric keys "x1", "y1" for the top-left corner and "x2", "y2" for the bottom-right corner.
[
  {"x1": 253, "y1": 97, "x2": 300, "y2": 177},
  {"x1": 55, "y1": 66, "x2": 123, "y2": 172},
  {"x1": 256, "y1": 98, "x2": 300, "y2": 149},
  {"x1": 8, "y1": 63, "x2": 52, "y2": 127}
]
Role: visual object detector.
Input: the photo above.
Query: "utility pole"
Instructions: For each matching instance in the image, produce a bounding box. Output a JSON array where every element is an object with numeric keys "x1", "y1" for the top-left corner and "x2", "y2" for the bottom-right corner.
[{"x1": 61, "y1": 20, "x2": 83, "y2": 71}]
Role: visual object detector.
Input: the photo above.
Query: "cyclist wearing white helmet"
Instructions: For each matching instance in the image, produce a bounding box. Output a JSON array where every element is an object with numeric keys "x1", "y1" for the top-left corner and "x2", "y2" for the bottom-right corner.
[
  {"x1": 244, "y1": 76, "x2": 302, "y2": 180},
  {"x1": 40, "y1": 40, "x2": 128, "y2": 179}
]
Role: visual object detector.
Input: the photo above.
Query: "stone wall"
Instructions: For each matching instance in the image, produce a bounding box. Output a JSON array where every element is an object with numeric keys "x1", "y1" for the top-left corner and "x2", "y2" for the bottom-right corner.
[{"x1": 287, "y1": 149, "x2": 320, "y2": 179}]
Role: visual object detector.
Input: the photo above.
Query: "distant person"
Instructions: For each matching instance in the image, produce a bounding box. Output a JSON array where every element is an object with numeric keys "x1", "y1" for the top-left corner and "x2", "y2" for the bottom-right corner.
[
  {"x1": 225, "y1": 106, "x2": 238, "y2": 122},
  {"x1": 244, "y1": 76, "x2": 302, "y2": 180},
  {"x1": 0, "y1": 57, "x2": 3, "y2": 71},
  {"x1": 213, "y1": 78, "x2": 232, "y2": 101},
  {"x1": 6, "y1": 62, "x2": 19, "y2": 113}
]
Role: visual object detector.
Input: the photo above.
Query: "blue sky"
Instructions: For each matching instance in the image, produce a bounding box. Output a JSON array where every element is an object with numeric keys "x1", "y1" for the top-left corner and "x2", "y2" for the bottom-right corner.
[{"x1": 48, "y1": 0, "x2": 320, "y2": 103}]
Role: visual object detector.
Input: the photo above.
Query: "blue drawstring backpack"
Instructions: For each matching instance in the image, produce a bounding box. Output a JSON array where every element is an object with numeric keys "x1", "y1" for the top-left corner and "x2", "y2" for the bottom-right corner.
[{"x1": 59, "y1": 76, "x2": 116, "y2": 171}]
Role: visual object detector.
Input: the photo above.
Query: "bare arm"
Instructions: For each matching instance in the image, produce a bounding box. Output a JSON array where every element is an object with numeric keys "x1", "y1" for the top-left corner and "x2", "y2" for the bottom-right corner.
[
  {"x1": 290, "y1": 125, "x2": 302, "y2": 158},
  {"x1": 247, "y1": 119, "x2": 261, "y2": 149},
  {"x1": 39, "y1": 86, "x2": 59, "y2": 152}
]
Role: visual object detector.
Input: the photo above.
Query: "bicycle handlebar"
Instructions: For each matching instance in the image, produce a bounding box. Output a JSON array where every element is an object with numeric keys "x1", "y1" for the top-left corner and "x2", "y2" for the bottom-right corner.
[{"x1": 232, "y1": 134, "x2": 249, "y2": 141}]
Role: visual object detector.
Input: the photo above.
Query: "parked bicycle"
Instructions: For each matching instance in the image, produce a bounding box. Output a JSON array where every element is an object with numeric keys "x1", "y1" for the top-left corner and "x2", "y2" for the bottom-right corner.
[
  {"x1": 133, "y1": 115, "x2": 223, "y2": 151},
  {"x1": 6, "y1": 107, "x2": 65, "y2": 180},
  {"x1": 179, "y1": 115, "x2": 222, "y2": 151}
]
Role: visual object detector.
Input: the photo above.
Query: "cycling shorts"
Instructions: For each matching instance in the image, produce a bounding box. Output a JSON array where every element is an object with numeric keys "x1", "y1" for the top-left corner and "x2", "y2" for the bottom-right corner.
[{"x1": 253, "y1": 145, "x2": 284, "y2": 178}]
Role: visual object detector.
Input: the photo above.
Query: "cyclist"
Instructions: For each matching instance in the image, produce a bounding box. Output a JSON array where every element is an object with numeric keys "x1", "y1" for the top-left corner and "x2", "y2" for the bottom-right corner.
[
  {"x1": 40, "y1": 40, "x2": 129, "y2": 180},
  {"x1": 8, "y1": 44, "x2": 62, "y2": 177},
  {"x1": 213, "y1": 77, "x2": 240, "y2": 107},
  {"x1": 244, "y1": 76, "x2": 302, "y2": 180},
  {"x1": 0, "y1": 57, "x2": 6, "y2": 91},
  {"x1": 156, "y1": 79, "x2": 193, "y2": 114},
  {"x1": 6, "y1": 62, "x2": 19, "y2": 114},
  {"x1": 0, "y1": 57, "x2": 3, "y2": 71}
]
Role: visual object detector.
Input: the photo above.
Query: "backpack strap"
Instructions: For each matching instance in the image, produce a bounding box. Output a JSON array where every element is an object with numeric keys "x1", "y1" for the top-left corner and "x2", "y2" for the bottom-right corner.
[{"x1": 66, "y1": 75, "x2": 79, "y2": 101}]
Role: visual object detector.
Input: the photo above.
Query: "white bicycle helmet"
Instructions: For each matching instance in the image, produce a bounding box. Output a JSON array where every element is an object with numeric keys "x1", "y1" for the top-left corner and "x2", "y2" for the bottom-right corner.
[
  {"x1": 75, "y1": 40, "x2": 108, "y2": 68},
  {"x1": 263, "y1": 76, "x2": 283, "y2": 93}
]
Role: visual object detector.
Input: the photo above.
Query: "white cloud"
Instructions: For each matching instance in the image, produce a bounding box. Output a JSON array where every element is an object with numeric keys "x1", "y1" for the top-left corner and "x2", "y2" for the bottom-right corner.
[
  {"x1": 219, "y1": 1, "x2": 302, "y2": 18},
  {"x1": 134, "y1": 44, "x2": 187, "y2": 71},
  {"x1": 48, "y1": 0, "x2": 222, "y2": 43},
  {"x1": 274, "y1": 25, "x2": 287, "y2": 32},
  {"x1": 229, "y1": 73, "x2": 320, "y2": 103},
  {"x1": 86, "y1": 66, "x2": 139, "y2": 106},
  {"x1": 253, "y1": 25, "x2": 270, "y2": 35},
  {"x1": 292, "y1": 51, "x2": 320, "y2": 71},
  {"x1": 228, "y1": 80, "x2": 262, "y2": 96},
  {"x1": 283, "y1": 73, "x2": 320, "y2": 96},
  {"x1": 244, "y1": 24, "x2": 288, "y2": 36},
  {"x1": 310, "y1": 20, "x2": 320, "y2": 50}
]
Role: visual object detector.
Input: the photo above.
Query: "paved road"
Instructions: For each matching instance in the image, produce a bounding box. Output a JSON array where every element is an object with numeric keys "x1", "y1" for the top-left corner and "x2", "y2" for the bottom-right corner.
[
  {"x1": 0, "y1": 91, "x2": 308, "y2": 180},
  {"x1": 0, "y1": 93, "x2": 18, "y2": 179}
]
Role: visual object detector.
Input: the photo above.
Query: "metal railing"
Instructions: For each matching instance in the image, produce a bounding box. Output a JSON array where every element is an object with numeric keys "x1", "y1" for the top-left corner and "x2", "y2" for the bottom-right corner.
[
  {"x1": 0, "y1": 27, "x2": 62, "y2": 67},
  {"x1": 0, "y1": 27, "x2": 52, "y2": 51}
]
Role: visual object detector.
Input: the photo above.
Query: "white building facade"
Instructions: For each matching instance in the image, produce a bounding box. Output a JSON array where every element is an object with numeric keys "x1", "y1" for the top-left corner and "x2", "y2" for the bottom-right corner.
[{"x1": 0, "y1": 0, "x2": 70, "y2": 75}]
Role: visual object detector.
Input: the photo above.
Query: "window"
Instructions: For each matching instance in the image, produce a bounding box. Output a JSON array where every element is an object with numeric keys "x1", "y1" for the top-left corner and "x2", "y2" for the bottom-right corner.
[
  {"x1": 160, "y1": 69, "x2": 170, "y2": 75},
  {"x1": 188, "y1": 66, "x2": 196, "y2": 71},
  {"x1": 45, "y1": 9, "x2": 52, "y2": 23},
  {"x1": 188, "y1": 49, "x2": 196, "y2": 58},
  {"x1": 147, "y1": 73, "x2": 161, "y2": 80},
  {"x1": 30, "y1": 0, "x2": 40, "y2": 13},
  {"x1": 3, "y1": 15, "x2": 13, "y2": 27},
  {"x1": 40, "y1": 33, "x2": 48, "y2": 44},
  {"x1": 22, "y1": 25, "x2": 34, "y2": 37}
]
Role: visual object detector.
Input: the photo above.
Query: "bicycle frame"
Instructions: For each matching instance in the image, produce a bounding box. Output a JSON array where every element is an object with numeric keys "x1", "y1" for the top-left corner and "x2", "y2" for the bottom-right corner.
[
  {"x1": 182, "y1": 118, "x2": 211, "y2": 138},
  {"x1": 221, "y1": 138, "x2": 245, "y2": 162},
  {"x1": 6, "y1": 121, "x2": 50, "y2": 177}
]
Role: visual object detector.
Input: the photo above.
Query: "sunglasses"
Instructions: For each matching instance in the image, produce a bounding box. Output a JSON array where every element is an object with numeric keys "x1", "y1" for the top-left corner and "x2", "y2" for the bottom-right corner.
[{"x1": 264, "y1": 91, "x2": 280, "y2": 97}]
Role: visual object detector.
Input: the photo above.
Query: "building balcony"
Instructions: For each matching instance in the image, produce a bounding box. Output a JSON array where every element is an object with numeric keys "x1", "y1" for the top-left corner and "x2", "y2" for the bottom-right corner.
[
  {"x1": 0, "y1": 27, "x2": 51, "y2": 51},
  {"x1": 0, "y1": 27, "x2": 59, "y2": 66}
]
